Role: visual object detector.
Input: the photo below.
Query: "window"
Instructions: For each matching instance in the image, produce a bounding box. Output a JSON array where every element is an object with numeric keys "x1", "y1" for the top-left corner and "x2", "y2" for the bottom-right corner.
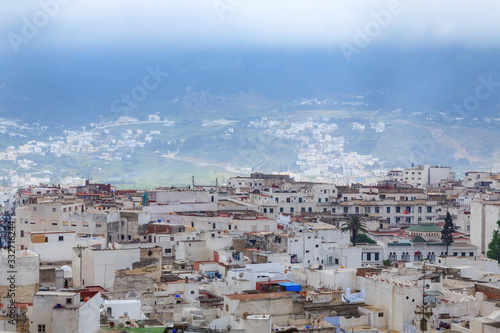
[
  {"x1": 96, "y1": 223, "x2": 102, "y2": 228},
  {"x1": 20, "y1": 230, "x2": 24, "y2": 237},
  {"x1": 263, "y1": 208, "x2": 267, "y2": 213},
  {"x1": 453, "y1": 252, "x2": 458, "y2": 256},
  {"x1": 461, "y1": 252, "x2": 466, "y2": 257},
  {"x1": 52, "y1": 220, "x2": 58, "y2": 226},
  {"x1": 318, "y1": 198, "x2": 321, "y2": 203},
  {"x1": 280, "y1": 207, "x2": 284, "y2": 213},
  {"x1": 343, "y1": 207, "x2": 348, "y2": 213},
  {"x1": 299, "y1": 198, "x2": 303, "y2": 203},
  {"x1": 387, "y1": 207, "x2": 391, "y2": 213},
  {"x1": 66, "y1": 298, "x2": 72, "y2": 304},
  {"x1": 270, "y1": 208, "x2": 274, "y2": 213},
  {"x1": 165, "y1": 248, "x2": 172, "y2": 254},
  {"x1": 375, "y1": 253, "x2": 379, "y2": 261},
  {"x1": 83, "y1": 222, "x2": 89, "y2": 227},
  {"x1": 418, "y1": 207, "x2": 422, "y2": 213},
  {"x1": 38, "y1": 324, "x2": 46, "y2": 332},
  {"x1": 290, "y1": 207, "x2": 294, "y2": 213},
  {"x1": 332, "y1": 208, "x2": 336, "y2": 213},
  {"x1": 121, "y1": 235, "x2": 124, "y2": 240},
  {"x1": 378, "y1": 313, "x2": 384, "y2": 317},
  {"x1": 427, "y1": 207, "x2": 432, "y2": 213},
  {"x1": 59, "y1": 236, "x2": 64, "y2": 241},
  {"x1": 71, "y1": 221, "x2": 77, "y2": 227},
  {"x1": 309, "y1": 207, "x2": 312, "y2": 212},
  {"x1": 62, "y1": 221, "x2": 68, "y2": 226},
  {"x1": 396, "y1": 207, "x2": 401, "y2": 213},
  {"x1": 325, "y1": 198, "x2": 328, "y2": 202},
  {"x1": 213, "y1": 223, "x2": 216, "y2": 229},
  {"x1": 366, "y1": 253, "x2": 372, "y2": 261},
  {"x1": 286, "y1": 198, "x2": 290, "y2": 203}
]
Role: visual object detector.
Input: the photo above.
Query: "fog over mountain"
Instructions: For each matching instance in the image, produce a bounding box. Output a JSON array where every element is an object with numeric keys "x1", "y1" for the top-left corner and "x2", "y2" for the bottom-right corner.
[{"x1": 0, "y1": 0, "x2": 499, "y2": 185}]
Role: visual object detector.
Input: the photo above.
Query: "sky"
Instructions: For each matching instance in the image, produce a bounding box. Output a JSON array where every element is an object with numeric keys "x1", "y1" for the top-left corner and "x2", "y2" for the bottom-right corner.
[{"x1": 1, "y1": 0, "x2": 500, "y2": 55}]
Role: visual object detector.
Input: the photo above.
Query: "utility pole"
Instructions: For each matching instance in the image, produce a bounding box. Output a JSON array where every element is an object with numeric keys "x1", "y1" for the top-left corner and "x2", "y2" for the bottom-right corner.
[
  {"x1": 192, "y1": 176, "x2": 195, "y2": 191},
  {"x1": 216, "y1": 177, "x2": 218, "y2": 192},
  {"x1": 415, "y1": 261, "x2": 432, "y2": 332}
]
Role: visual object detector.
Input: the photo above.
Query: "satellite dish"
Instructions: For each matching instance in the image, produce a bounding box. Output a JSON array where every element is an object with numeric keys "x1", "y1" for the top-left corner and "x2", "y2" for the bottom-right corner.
[
  {"x1": 238, "y1": 272, "x2": 244, "y2": 278},
  {"x1": 181, "y1": 317, "x2": 187, "y2": 322},
  {"x1": 232, "y1": 276, "x2": 236, "y2": 280}
]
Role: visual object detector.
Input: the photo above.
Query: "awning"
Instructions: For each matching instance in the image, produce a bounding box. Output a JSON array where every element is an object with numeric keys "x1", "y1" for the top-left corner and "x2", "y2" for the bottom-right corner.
[{"x1": 277, "y1": 282, "x2": 301, "y2": 292}]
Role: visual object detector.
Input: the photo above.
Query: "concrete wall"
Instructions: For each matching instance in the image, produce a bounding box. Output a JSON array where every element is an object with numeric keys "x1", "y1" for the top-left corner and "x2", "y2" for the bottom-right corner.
[
  {"x1": 33, "y1": 237, "x2": 105, "y2": 263},
  {"x1": 0, "y1": 250, "x2": 39, "y2": 303}
]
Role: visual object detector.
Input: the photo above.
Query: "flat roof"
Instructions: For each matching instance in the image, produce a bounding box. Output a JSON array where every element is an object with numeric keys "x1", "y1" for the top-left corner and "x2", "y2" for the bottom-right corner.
[
  {"x1": 35, "y1": 291, "x2": 78, "y2": 297},
  {"x1": 226, "y1": 292, "x2": 293, "y2": 300}
]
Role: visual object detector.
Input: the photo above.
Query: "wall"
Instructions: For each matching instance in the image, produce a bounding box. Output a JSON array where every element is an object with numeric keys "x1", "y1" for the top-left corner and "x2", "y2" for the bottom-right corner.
[
  {"x1": 33, "y1": 237, "x2": 105, "y2": 262},
  {"x1": 0, "y1": 250, "x2": 39, "y2": 303}
]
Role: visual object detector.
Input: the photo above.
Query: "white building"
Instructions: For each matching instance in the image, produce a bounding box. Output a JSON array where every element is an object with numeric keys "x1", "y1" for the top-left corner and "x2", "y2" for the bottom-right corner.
[
  {"x1": 470, "y1": 199, "x2": 500, "y2": 254},
  {"x1": 30, "y1": 290, "x2": 101, "y2": 333}
]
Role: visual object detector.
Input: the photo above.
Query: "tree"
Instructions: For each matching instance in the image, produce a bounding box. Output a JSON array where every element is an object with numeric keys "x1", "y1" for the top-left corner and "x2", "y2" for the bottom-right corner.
[
  {"x1": 341, "y1": 215, "x2": 368, "y2": 246},
  {"x1": 355, "y1": 233, "x2": 376, "y2": 245},
  {"x1": 487, "y1": 221, "x2": 500, "y2": 261},
  {"x1": 441, "y1": 211, "x2": 454, "y2": 255}
]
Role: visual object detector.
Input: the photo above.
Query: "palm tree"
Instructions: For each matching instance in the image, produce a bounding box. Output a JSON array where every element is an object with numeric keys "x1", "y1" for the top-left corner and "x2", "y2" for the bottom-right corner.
[{"x1": 341, "y1": 215, "x2": 368, "y2": 246}]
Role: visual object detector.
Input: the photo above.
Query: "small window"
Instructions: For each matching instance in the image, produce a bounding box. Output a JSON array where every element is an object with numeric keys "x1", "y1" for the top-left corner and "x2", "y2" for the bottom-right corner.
[
  {"x1": 52, "y1": 220, "x2": 58, "y2": 226},
  {"x1": 378, "y1": 313, "x2": 384, "y2": 317},
  {"x1": 66, "y1": 298, "x2": 72, "y2": 304},
  {"x1": 62, "y1": 221, "x2": 68, "y2": 226},
  {"x1": 71, "y1": 221, "x2": 77, "y2": 227},
  {"x1": 83, "y1": 222, "x2": 89, "y2": 227},
  {"x1": 20, "y1": 230, "x2": 24, "y2": 237},
  {"x1": 191, "y1": 291, "x2": 195, "y2": 294},
  {"x1": 52, "y1": 207, "x2": 57, "y2": 212},
  {"x1": 96, "y1": 223, "x2": 102, "y2": 228},
  {"x1": 59, "y1": 236, "x2": 64, "y2": 241},
  {"x1": 33, "y1": 207, "x2": 37, "y2": 211}
]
